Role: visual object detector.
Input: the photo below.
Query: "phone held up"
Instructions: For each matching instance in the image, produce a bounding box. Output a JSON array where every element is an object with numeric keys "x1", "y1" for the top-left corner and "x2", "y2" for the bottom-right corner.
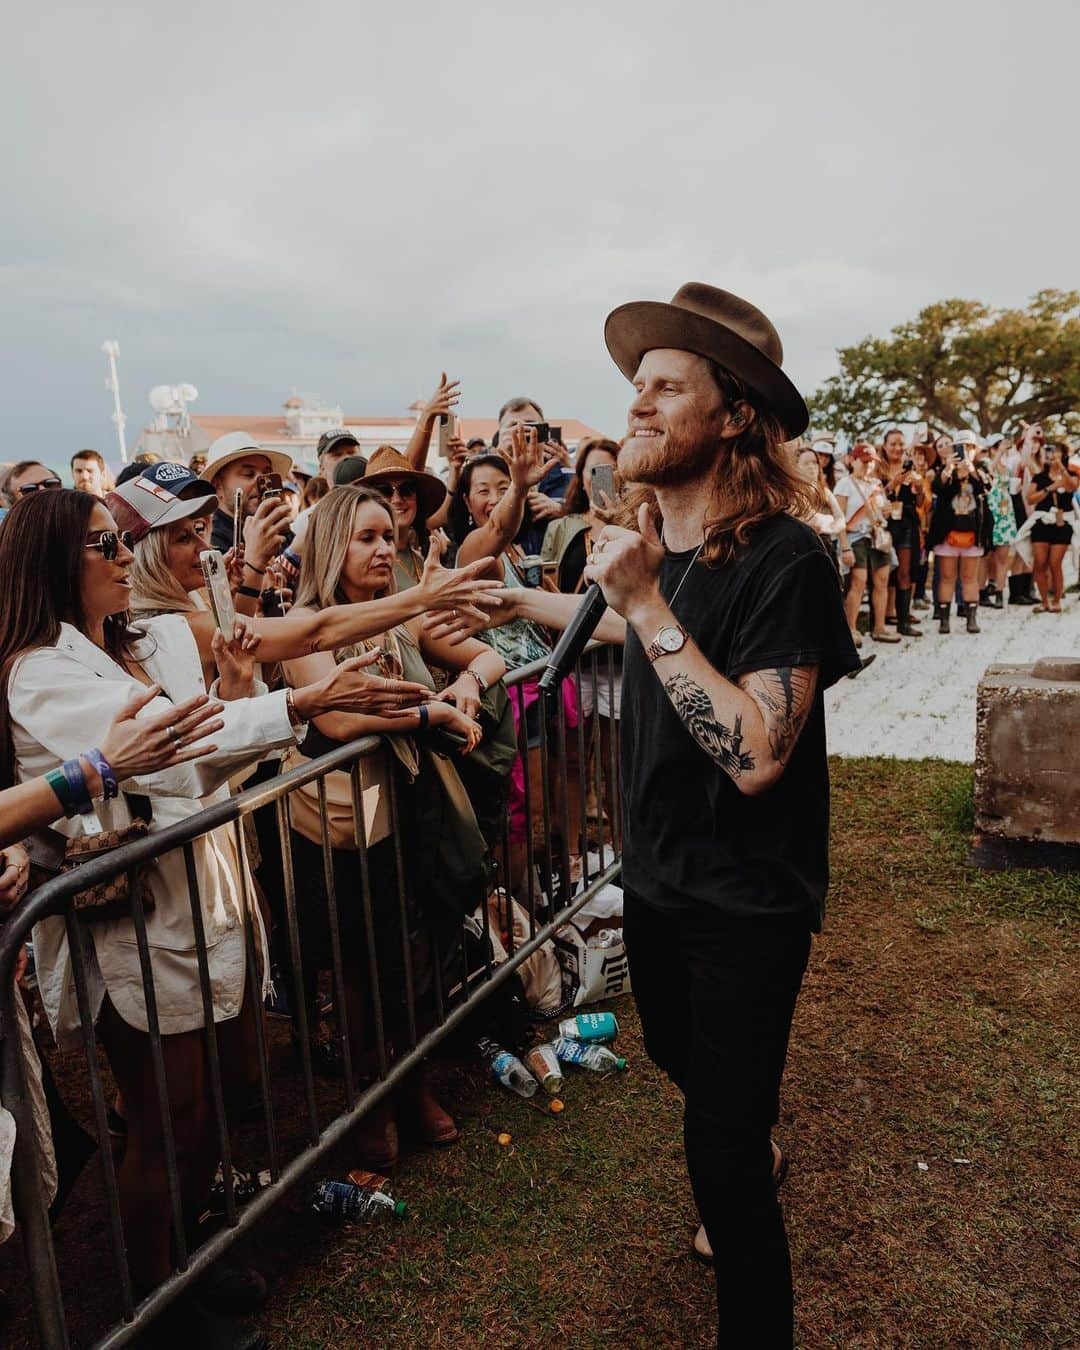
[
  {"x1": 590, "y1": 463, "x2": 617, "y2": 511},
  {"x1": 199, "y1": 549, "x2": 237, "y2": 636},
  {"x1": 256, "y1": 473, "x2": 283, "y2": 501},
  {"x1": 438, "y1": 415, "x2": 455, "y2": 458},
  {"x1": 232, "y1": 489, "x2": 244, "y2": 554}
]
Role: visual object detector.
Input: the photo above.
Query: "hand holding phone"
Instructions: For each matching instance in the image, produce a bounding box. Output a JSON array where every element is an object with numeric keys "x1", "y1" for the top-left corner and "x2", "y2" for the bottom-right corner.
[
  {"x1": 233, "y1": 490, "x2": 244, "y2": 554},
  {"x1": 590, "y1": 463, "x2": 617, "y2": 511},
  {"x1": 200, "y1": 550, "x2": 238, "y2": 636}
]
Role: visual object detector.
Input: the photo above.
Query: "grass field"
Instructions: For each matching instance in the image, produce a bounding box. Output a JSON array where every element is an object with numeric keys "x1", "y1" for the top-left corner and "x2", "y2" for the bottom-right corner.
[{"x1": 248, "y1": 759, "x2": 1078, "y2": 1348}]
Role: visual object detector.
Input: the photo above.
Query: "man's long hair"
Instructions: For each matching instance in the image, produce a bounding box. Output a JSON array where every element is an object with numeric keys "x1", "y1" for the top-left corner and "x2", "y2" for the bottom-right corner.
[{"x1": 616, "y1": 362, "x2": 814, "y2": 565}]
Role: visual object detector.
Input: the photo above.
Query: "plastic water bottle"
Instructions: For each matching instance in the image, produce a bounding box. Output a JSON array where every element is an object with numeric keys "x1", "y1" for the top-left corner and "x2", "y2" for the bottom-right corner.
[
  {"x1": 311, "y1": 1179, "x2": 407, "y2": 1220},
  {"x1": 552, "y1": 1037, "x2": 627, "y2": 1072},
  {"x1": 476, "y1": 1036, "x2": 539, "y2": 1099},
  {"x1": 557, "y1": 1012, "x2": 619, "y2": 1044},
  {"x1": 524, "y1": 1043, "x2": 564, "y2": 1096},
  {"x1": 586, "y1": 929, "x2": 621, "y2": 949}
]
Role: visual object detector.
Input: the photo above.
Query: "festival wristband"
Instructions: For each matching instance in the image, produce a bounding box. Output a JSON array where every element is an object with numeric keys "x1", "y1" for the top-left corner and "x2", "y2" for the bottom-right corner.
[
  {"x1": 238, "y1": 585, "x2": 262, "y2": 599},
  {"x1": 244, "y1": 560, "x2": 266, "y2": 575},
  {"x1": 82, "y1": 748, "x2": 118, "y2": 801},
  {"x1": 417, "y1": 704, "x2": 429, "y2": 731},
  {"x1": 60, "y1": 759, "x2": 94, "y2": 817},
  {"x1": 45, "y1": 768, "x2": 77, "y2": 818}
]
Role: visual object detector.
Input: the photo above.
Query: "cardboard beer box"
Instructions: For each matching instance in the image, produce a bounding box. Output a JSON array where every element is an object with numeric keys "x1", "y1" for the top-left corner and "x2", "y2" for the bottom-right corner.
[{"x1": 554, "y1": 922, "x2": 631, "y2": 1007}]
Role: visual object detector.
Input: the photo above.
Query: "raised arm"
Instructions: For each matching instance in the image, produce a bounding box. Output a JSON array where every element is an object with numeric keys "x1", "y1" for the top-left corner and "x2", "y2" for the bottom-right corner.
[
  {"x1": 404, "y1": 373, "x2": 461, "y2": 471},
  {"x1": 456, "y1": 426, "x2": 547, "y2": 566}
]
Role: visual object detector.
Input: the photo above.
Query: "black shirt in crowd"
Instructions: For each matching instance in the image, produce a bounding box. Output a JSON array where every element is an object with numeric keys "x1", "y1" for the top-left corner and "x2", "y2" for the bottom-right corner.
[
  {"x1": 210, "y1": 507, "x2": 237, "y2": 554},
  {"x1": 619, "y1": 514, "x2": 860, "y2": 931},
  {"x1": 1032, "y1": 469, "x2": 1073, "y2": 514}
]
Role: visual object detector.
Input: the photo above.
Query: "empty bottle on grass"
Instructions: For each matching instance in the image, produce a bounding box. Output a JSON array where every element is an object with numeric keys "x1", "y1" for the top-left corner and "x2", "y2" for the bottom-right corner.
[
  {"x1": 557, "y1": 1011, "x2": 619, "y2": 1044},
  {"x1": 552, "y1": 1037, "x2": 627, "y2": 1072},
  {"x1": 524, "y1": 1043, "x2": 564, "y2": 1096},
  {"x1": 311, "y1": 1179, "x2": 407, "y2": 1220},
  {"x1": 476, "y1": 1036, "x2": 539, "y2": 1098}
]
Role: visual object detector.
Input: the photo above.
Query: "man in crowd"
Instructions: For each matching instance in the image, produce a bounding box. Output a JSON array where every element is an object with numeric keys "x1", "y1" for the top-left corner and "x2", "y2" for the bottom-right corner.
[
  {"x1": 0, "y1": 461, "x2": 62, "y2": 504},
  {"x1": 585, "y1": 283, "x2": 859, "y2": 1347},
  {"x1": 199, "y1": 430, "x2": 295, "y2": 567},
  {"x1": 70, "y1": 448, "x2": 112, "y2": 496},
  {"x1": 493, "y1": 395, "x2": 572, "y2": 552},
  {"x1": 315, "y1": 429, "x2": 364, "y2": 481}
]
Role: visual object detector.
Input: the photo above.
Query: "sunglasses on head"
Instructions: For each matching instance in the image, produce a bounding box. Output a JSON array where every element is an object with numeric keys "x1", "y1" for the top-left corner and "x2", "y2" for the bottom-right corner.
[
  {"x1": 18, "y1": 478, "x2": 62, "y2": 495},
  {"x1": 85, "y1": 530, "x2": 134, "y2": 561}
]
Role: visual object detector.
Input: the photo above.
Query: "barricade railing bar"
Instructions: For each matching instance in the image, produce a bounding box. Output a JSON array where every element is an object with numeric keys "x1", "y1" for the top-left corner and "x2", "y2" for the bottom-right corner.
[{"x1": 0, "y1": 643, "x2": 623, "y2": 1349}]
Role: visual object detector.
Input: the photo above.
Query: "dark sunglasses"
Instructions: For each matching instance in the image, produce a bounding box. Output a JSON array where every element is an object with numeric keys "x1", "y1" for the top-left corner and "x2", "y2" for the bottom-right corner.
[
  {"x1": 380, "y1": 480, "x2": 417, "y2": 499},
  {"x1": 18, "y1": 478, "x2": 63, "y2": 495},
  {"x1": 85, "y1": 530, "x2": 134, "y2": 561}
]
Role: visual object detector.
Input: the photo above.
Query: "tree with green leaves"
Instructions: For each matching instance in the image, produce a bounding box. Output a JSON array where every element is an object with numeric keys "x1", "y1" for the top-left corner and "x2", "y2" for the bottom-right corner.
[{"x1": 808, "y1": 290, "x2": 1080, "y2": 441}]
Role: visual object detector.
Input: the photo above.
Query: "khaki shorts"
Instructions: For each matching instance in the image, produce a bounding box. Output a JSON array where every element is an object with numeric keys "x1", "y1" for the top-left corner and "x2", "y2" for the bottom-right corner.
[{"x1": 851, "y1": 536, "x2": 890, "y2": 572}]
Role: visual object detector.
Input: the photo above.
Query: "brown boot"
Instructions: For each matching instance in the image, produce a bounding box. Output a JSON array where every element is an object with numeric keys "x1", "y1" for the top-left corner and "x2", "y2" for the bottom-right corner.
[
  {"x1": 398, "y1": 1064, "x2": 459, "y2": 1147},
  {"x1": 349, "y1": 1094, "x2": 399, "y2": 1171}
]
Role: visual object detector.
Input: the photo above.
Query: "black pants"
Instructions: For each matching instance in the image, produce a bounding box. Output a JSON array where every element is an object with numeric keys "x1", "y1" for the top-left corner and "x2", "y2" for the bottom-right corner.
[{"x1": 623, "y1": 890, "x2": 811, "y2": 1349}]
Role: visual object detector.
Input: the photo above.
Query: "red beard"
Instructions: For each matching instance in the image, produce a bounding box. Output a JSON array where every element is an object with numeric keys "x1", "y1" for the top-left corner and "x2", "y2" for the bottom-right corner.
[{"x1": 620, "y1": 409, "x2": 726, "y2": 488}]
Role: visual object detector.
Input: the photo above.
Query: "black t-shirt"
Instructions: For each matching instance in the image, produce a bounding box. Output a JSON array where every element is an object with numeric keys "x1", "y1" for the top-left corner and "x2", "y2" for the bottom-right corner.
[
  {"x1": 1033, "y1": 469, "x2": 1073, "y2": 513},
  {"x1": 619, "y1": 514, "x2": 860, "y2": 931}
]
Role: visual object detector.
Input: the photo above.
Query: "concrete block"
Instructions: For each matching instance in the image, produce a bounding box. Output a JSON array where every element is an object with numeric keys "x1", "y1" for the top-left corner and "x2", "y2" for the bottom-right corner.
[{"x1": 974, "y1": 657, "x2": 1080, "y2": 846}]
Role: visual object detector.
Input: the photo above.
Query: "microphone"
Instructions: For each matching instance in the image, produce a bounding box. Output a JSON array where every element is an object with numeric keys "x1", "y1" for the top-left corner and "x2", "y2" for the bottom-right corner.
[{"x1": 538, "y1": 584, "x2": 609, "y2": 691}]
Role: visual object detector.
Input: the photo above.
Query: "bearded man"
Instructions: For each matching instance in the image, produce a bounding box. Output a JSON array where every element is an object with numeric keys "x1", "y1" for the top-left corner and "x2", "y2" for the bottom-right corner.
[{"x1": 577, "y1": 284, "x2": 860, "y2": 1345}]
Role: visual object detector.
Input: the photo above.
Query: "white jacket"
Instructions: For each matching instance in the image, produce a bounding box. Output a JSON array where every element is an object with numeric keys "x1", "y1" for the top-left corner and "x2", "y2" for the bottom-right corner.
[{"x1": 8, "y1": 616, "x2": 301, "y2": 1048}]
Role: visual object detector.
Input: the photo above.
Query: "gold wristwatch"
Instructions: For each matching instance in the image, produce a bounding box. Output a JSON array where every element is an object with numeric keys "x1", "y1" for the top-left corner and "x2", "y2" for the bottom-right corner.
[{"x1": 645, "y1": 623, "x2": 689, "y2": 662}]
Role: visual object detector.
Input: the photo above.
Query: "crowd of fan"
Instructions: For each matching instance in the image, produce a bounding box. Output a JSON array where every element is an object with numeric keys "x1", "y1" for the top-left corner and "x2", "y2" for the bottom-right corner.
[
  {"x1": 0, "y1": 377, "x2": 629, "y2": 1345},
  {"x1": 791, "y1": 424, "x2": 1078, "y2": 660},
  {"x1": 0, "y1": 375, "x2": 1075, "y2": 1344}
]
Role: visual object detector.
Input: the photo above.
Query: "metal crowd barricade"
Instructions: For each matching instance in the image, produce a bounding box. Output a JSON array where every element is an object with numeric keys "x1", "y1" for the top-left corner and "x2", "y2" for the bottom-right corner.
[{"x1": 0, "y1": 644, "x2": 623, "y2": 1349}]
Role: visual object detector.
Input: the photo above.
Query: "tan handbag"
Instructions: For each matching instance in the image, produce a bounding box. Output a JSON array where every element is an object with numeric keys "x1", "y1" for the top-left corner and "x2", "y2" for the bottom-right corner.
[{"x1": 281, "y1": 742, "x2": 393, "y2": 850}]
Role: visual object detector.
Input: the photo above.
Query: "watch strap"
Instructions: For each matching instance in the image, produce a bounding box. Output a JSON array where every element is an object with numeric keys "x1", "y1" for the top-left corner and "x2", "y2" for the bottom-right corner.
[{"x1": 645, "y1": 623, "x2": 688, "y2": 663}]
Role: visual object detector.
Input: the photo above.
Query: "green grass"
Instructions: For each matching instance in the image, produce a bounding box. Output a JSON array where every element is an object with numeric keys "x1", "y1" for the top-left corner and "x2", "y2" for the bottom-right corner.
[{"x1": 241, "y1": 758, "x2": 1080, "y2": 1347}]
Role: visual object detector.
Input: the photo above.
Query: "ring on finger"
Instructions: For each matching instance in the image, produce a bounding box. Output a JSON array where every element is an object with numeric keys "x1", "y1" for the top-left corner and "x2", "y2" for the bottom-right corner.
[{"x1": 166, "y1": 724, "x2": 182, "y2": 743}]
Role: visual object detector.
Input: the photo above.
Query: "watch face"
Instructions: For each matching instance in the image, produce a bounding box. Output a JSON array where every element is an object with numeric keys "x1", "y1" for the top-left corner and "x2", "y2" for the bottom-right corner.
[{"x1": 658, "y1": 626, "x2": 684, "y2": 652}]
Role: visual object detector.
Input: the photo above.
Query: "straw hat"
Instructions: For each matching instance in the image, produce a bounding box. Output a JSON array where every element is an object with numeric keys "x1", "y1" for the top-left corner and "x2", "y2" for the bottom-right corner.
[
  {"x1": 198, "y1": 431, "x2": 293, "y2": 483},
  {"x1": 604, "y1": 282, "x2": 809, "y2": 437},
  {"x1": 363, "y1": 445, "x2": 447, "y2": 519}
]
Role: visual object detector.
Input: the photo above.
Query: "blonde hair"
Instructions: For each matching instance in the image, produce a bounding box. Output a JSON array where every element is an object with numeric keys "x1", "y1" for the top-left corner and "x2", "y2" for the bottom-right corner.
[
  {"x1": 128, "y1": 518, "x2": 207, "y2": 617},
  {"x1": 294, "y1": 485, "x2": 396, "y2": 612}
]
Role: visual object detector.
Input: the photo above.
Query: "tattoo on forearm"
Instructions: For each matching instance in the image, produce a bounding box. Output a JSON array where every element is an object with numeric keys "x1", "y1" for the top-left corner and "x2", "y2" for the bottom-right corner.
[
  {"x1": 662, "y1": 673, "x2": 756, "y2": 778},
  {"x1": 740, "y1": 666, "x2": 816, "y2": 764}
]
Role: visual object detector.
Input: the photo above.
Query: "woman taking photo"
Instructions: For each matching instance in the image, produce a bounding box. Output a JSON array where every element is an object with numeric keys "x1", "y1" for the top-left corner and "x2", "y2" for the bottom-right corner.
[
  {"x1": 0, "y1": 489, "x2": 432, "y2": 1344},
  {"x1": 879, "y1": 428, "x2": 929, "y2": 636},
  {"x1": 1024, "y1": 442, "x2": 1077, "y2": 613},
  {"x1": 450, "y1": 430, "x2": 584, "y2": 891},
  {"x1": 540, "y1": 437, "x2": 621, "y2": 593},
  {"x1": 834, "y1": 446, "x2": 898, "y2": 646},
  {"x1": 282, "y1": 485, "x2": 504, "y2": 1167},
  {"x1": 927, "y1": 442, "x2": 993, "y2": 633}
]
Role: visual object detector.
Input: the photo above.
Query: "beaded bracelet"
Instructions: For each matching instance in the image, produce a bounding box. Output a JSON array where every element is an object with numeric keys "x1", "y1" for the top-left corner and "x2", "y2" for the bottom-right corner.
[
  {"x1": 82, "y1": 748, "x2": 118, "y2": 801},
  {"x1": 60, "y1": 758, "x2": 94, "y2": 817}
]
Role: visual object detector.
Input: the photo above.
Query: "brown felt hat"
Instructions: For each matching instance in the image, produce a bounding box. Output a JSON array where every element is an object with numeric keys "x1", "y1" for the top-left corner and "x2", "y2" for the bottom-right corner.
[
  {"x1": 363, "y1": 445, "x2": 447, "y2": 521},
  {"x1": 604, "y1": 282, "x2": 809, "y2": 438}
]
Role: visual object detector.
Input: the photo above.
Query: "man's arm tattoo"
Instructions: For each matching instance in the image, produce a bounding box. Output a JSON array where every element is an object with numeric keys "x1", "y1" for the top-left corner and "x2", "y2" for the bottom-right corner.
[
  {"x1": 739, "y1": 666, "x2": 817, "y2": 764},
  {"x1": 662, "y1": 673, "x2": 756, "y2": 778}
]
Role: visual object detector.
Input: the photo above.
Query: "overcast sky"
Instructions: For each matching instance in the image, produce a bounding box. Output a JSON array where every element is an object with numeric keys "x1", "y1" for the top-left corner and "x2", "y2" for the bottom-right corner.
[{"x1": 4, "y1": 0, "x2": 1076, "y2": 464}]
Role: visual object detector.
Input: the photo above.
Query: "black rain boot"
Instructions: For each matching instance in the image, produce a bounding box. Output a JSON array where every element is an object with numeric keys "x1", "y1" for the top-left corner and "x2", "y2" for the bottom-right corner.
[
  {"x1": 978, "y1": 585, "x2": 992, "y2": 606},
  {"x1": 991, "y1": 583, "x2": 1004, "y2": 609},
  {"x1": 896, "y1": 588, "x2": 922, "y2": 637},
  {"x1": 939, "y1": 603, "x2": 951, "y2": 634},
  {"x1": 1019, "y1": 573, "x2": 1038, "y2": 605},
  {"x1": 966, "y1": 604, "x2": 981, "y2": 634}
]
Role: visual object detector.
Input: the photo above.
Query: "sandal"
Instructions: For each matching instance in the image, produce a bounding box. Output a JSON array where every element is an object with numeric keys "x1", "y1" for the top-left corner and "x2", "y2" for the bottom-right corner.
[{"x1": 691, "y1": 1147, "x2": 789, "y2": 1266}]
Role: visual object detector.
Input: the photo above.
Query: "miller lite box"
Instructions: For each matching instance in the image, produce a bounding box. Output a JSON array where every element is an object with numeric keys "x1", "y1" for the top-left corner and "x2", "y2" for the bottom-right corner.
[{"x1": 554, "y1": 915, "x2": 631, "y2": 1008}]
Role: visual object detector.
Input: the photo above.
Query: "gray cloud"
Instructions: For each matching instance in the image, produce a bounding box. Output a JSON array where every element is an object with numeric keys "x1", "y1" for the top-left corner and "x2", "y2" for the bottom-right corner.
[{"x1": 3, "y1": 0, "x2": 1075, "y2": 464}]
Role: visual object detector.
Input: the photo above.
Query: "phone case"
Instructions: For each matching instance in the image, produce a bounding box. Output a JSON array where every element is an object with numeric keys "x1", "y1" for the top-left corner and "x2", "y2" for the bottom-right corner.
[{"x1": 199, "y1": 550, "x2": 237, "y2": 635}]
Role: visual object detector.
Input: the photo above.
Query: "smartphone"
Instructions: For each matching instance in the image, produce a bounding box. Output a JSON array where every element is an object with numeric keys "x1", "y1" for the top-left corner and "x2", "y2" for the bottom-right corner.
[
  {"x1": 527, "y1": 420, "x2": 551, "y2": 443},
  {"x1": 438, "y1": 414, "x2": 452, "y2": 458},
  {"x1": 256, "y1": 472, "x2": 283, "y2": 501},
  {"x1": 199, "y1": 549, "x2": 237, "y2": 635},
  {"x1": 548, "y1": 424, "x2": 563, "y2": 445},
  {"x1": 233, "y1": 489, "x2": 244, "y2": 553},
  {"x1": 952, "y1": 445, "x2": 966, "y2": 461},
  {"x1": 590, "y1": 463, "x2": 617, "y2": 509},
  {"x1": 902, "y1": 457, "x2": 914, "y2": 472}
]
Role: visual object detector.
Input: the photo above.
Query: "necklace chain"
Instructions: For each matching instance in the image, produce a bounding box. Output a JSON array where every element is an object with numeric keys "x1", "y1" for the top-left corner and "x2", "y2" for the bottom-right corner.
[{"x1": 659, "y1": 526, "x2": 704, "y2": 612}]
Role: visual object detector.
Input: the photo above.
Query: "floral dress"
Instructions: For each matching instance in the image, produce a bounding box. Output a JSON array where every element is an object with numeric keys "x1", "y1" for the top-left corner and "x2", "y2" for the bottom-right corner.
[{"x1": 987, "y1": 468, "x2": 1018, "y2": 547}]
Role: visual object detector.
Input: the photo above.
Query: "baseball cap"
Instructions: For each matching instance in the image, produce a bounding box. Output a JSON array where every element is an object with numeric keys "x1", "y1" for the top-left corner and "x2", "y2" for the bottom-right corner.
[
  {"x1": 106, "y1": 463, "x2": 217, "y2": 543},
  {"x1": 952, "y1": 429, "x2": 980, "y2": 448},
  {"x1": 850, "y1": 444, "x2": 877, "y2": 463},
  {"x1": 316, "y1": 429, "x2": 361, "y2": 460}
]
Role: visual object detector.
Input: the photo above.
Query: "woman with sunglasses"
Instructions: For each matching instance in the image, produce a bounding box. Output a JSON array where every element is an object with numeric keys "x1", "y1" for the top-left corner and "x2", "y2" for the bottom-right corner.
[
  {"x1": 0, "y1": 460, "x2": 63, "y2": 506},
  {"x1": 0, "y1": 489, "x2": 454, "y2": 1345},
  {"x1": 362, "y1": 445, "x2": 449, "y2": 590}
]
